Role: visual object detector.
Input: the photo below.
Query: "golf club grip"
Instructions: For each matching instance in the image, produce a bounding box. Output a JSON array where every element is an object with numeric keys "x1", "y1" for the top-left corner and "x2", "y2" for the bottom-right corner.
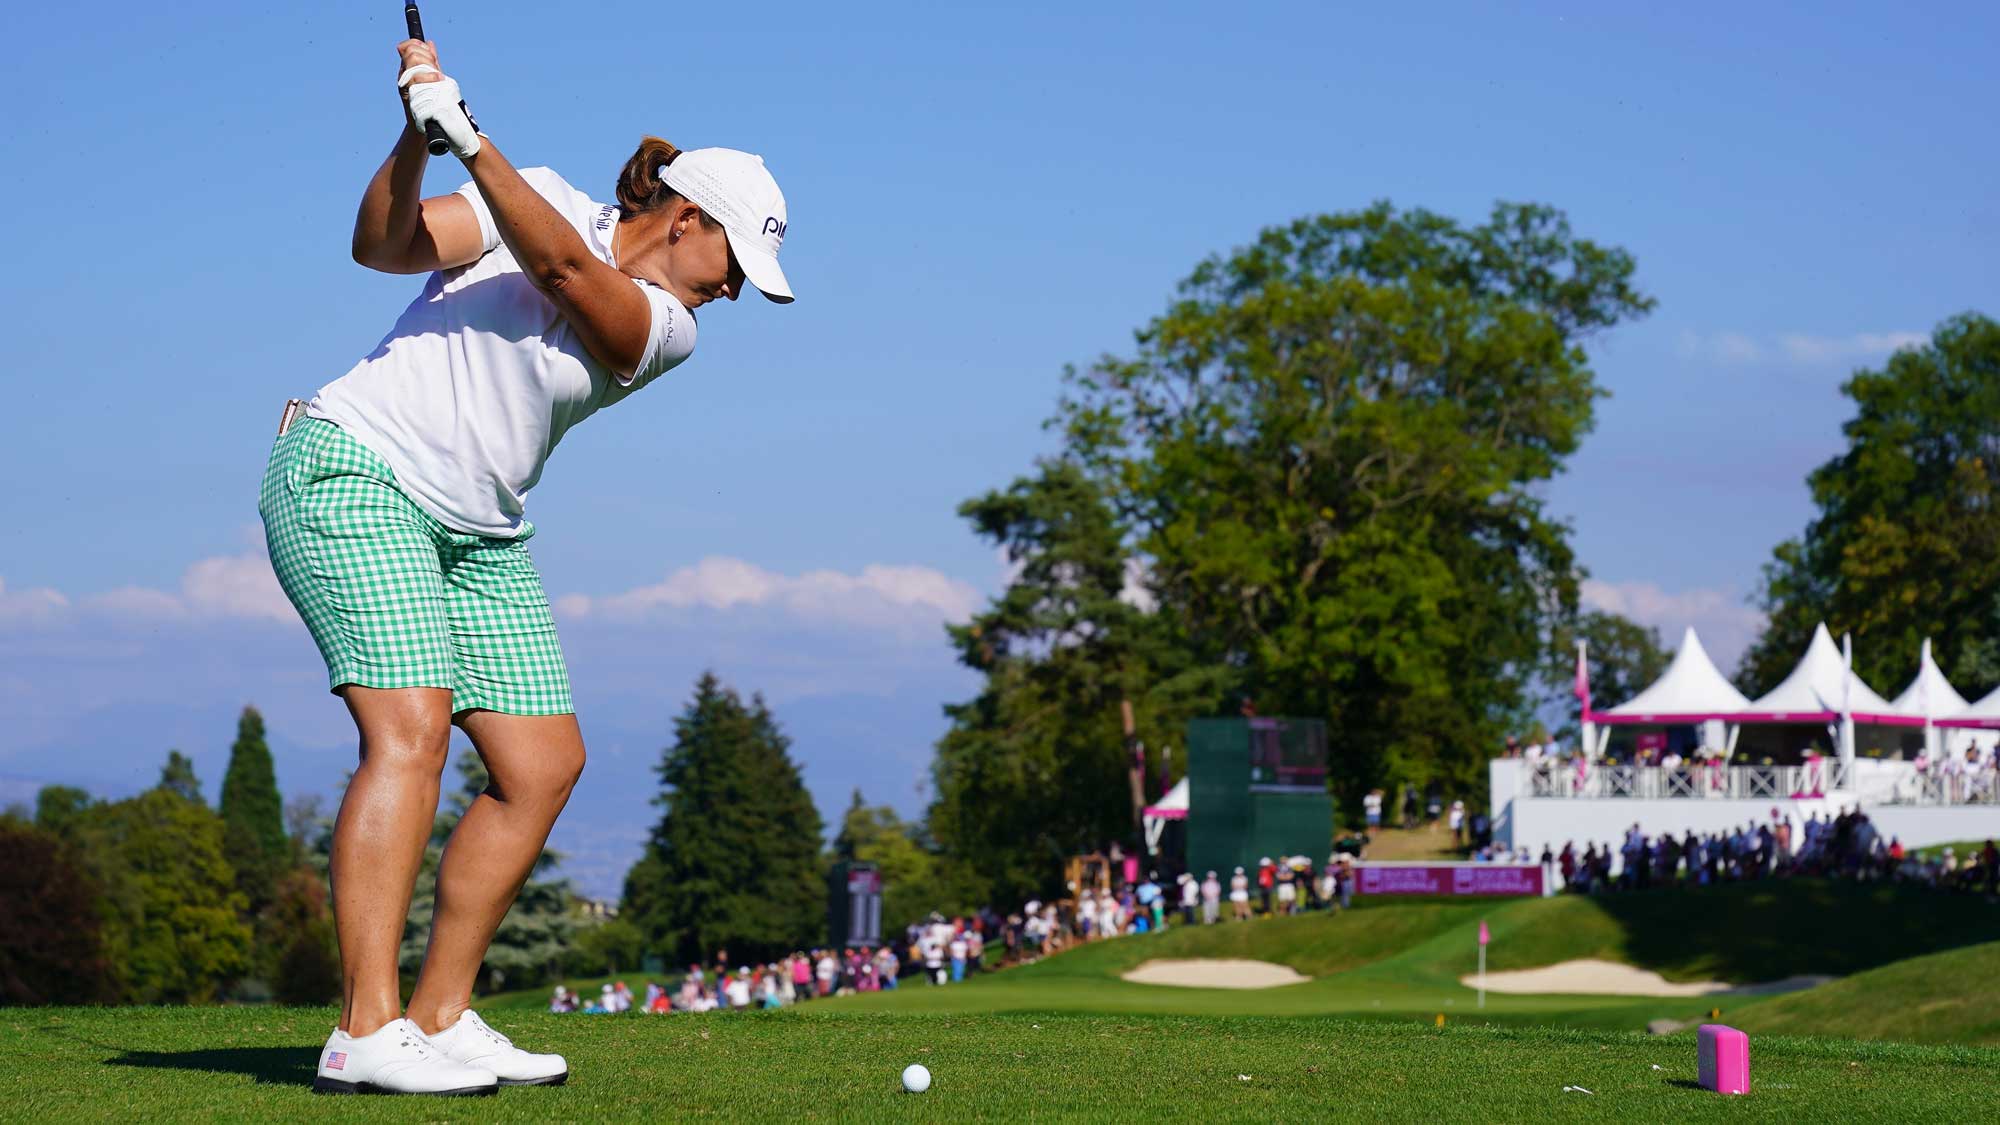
[{"x1": 404, "y1": 4, "x2": 451, "y2": 156}]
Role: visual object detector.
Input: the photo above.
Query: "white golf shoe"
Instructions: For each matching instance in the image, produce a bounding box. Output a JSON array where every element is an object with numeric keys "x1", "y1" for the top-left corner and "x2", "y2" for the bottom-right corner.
[
  {"x1": 428, "y1": 1009, "x2": 569, "y2": 1087},
  {"x1": 313, "y1": 1018, "x2": 498, "y2": 1095}
]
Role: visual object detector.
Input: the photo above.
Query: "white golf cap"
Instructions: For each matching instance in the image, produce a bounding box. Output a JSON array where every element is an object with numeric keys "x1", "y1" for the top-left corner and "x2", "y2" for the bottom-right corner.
[{"x1": 664, "y1": 147, "x2": 794, "y2": 303}]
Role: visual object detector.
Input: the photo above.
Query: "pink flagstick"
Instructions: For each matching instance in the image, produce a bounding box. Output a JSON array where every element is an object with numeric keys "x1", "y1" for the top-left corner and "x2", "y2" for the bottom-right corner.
[{"x1": 1477, "y1": 919, "x2": 1489, "y2": 1008}]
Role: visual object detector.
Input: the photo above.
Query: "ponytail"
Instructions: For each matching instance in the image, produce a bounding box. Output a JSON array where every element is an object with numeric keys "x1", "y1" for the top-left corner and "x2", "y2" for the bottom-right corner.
[{"x1": 615, "y1": 136, "x2": 684, "y2": 217}]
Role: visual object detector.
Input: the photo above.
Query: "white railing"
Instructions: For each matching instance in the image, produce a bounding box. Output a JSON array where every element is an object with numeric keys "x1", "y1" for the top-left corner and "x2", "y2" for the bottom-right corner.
[
  {"x1": 1882, "y1": 768, "x2": 2000, "y2": 806},
  {"x1": 1520, "y1": 760, "x2": 1852, "y2": 800}
]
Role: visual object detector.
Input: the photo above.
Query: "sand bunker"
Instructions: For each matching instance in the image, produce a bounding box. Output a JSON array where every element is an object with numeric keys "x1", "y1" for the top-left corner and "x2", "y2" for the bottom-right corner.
[
  {"x1": 1121, "y1": 958, "x2": 1310, "y2": 989},
  {"x1": 1464, "y1": 958, "x2": 1831, "y2": 998}
]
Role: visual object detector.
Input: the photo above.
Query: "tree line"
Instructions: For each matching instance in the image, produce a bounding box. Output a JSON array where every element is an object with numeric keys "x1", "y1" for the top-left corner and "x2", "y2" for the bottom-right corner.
[{"x1": 9, "y1": 200, "x2": 1990, "y2": 1000}]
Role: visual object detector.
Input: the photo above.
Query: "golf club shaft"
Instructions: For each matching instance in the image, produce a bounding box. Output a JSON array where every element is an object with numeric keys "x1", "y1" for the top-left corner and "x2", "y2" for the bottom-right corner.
[{"x1": 404, "y1": 3, "x2": 451, "y2": 156}]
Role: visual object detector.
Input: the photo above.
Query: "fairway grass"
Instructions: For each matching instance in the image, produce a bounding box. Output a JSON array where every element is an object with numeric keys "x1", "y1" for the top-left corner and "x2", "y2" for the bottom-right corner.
[
  {"x1": 2, "y1": 1006, "x2": 1993, "y2": 1122},
  {"x1": 813, "y1": 882, "x2": 2000, "y2": 1039}
]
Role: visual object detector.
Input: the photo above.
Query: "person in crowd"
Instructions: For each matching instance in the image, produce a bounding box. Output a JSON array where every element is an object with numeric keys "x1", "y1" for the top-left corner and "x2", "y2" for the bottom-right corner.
[
  {"x1": 1229, "y1": 866, "x2": 1252, "y2": 921},
  {"x1": 921, "y1": 931, "x2": 945, "y2": 984},
  {"x1": 1275, "y1": 859, "x2": 1298, "y2": 915},
  {"x1": 1256, "y1": 857, "x2": 1276, "y2": 915},
  {"x1": 1448, "y1": 799, "x2": 1466, "y2": 848},
  {"x1": 1177, "y1": 872, "x2": 1198, "y2": 925},
  {"x1": 948, "y1": 931, "x2": 969, "y2": 982},
  {"x1": 1136, "y1": 872, "x2": 1163, "y2": 927},
  {"x1": 1364, "y1": 789, "x2": 1384, "y2": 835},
  {"x1": 1200, "y1": 869, "x2": 1222, "y2": 924}
]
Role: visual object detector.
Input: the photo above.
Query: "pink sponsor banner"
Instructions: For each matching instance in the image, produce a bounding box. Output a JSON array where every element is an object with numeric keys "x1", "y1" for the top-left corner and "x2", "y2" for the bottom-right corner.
[{"x1": 1355, "y1": 863, "x2": 1543, "y2": 897}]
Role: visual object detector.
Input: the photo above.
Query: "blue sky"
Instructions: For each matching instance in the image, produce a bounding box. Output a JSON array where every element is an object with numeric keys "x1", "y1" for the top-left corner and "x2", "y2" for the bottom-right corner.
[{"x1": 3, "y1": 2, "x2": 1994, "y2": 896}]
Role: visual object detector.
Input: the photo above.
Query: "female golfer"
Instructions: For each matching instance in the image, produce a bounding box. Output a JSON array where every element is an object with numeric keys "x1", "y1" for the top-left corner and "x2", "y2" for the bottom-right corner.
[{"x1": 261, "y1": 37, "x2": 792, "y2": 1096}]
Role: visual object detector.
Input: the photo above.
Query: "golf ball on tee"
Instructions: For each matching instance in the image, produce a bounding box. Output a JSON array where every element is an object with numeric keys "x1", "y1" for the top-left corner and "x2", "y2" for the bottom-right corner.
[{"x1": 902, "y1": 1063, "x2": 931, "y2": 1093}]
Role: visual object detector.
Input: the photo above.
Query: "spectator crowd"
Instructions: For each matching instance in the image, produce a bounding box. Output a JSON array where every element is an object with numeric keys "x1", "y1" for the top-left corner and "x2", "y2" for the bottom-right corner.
[
  {"x1": 1543, "y1": 808, "x2": 2000, "y2": 897},
  {"x1": 543, "y1": 849, "x2": 1382, "y2": 1014}
]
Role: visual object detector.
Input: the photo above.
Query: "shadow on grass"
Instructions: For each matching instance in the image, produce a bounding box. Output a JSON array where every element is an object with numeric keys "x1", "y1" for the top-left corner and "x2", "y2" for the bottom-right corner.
[
  {"x1": 1579, "y1": 881, "x2": 1999, "y2": 980},
  {"x1": 1665, "y1": 1078, "x2": 1706, "y2": 1091},
  {"x1": 104, "y1": 1046, "x2": 318, "y2": 1088}
]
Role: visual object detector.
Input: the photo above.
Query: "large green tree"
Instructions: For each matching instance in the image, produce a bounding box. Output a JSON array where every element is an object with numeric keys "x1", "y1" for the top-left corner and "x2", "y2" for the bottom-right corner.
[
  {"x1": 399, "y1": 751, "x2": 575, "y2": 994},
  {"x1": 930, "y1": 462, "x2": 1229, "y2": 904},
  {"x1": 219, "y1": 706, "x2": 288, "y2": 913},
  {"x1": 1742, "y1": 314, "x2": 2000, "y2": 695},
  {"x1": 940, "y1": 201, "x2": 1650, "y2": 851},
  {"x1": 72, "y1": 770, "x2": 253, "y2": 1003},
  {"x1": 623, "y1": 673, "x2": 824, "y2": 964}
]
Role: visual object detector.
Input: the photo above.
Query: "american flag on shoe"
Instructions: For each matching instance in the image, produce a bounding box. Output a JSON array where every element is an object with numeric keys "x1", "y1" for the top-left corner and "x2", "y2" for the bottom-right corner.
[{"x1": 325, "y1": 1051, "x2": 347, "y2": 1071}]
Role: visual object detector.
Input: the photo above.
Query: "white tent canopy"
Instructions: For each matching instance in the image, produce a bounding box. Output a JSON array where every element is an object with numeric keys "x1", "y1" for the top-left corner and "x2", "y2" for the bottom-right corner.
[
  {"x1": 1141, "y1": 776, "x2": 1189, "y2": 855},
  {"x1": 1746, "y1": 622, "x2": 1901, "y2": 721},
  {"x1": 1892, "y1": 638, "x2": 1968, "y2": 719},
  {"x1": 1143, "y1": 777, "x2": 1189, "y2": 819},
  {"x1": 1948, "y1": 682, "x2": 2000, "y2": 725},
  {"x1": 1597, "y1": 627, "x2": 1751, "y2": 722}
]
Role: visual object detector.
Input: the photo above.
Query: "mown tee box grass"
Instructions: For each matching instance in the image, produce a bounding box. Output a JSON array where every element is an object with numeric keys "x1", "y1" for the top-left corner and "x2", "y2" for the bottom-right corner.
[{"x1": 2, "y1": 1007, "x2": 1995, "y2": 1123}]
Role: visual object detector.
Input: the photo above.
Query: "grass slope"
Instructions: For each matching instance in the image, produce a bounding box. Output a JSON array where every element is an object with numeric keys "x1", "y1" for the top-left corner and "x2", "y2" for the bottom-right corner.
[
  {"x1": 825, "y1": 882, "x2": 2000, "y2": 1038},
  {"x1": 1728, "y1": 941, "x2": 2000, "y2": 1047},
  {"x1": 2, "y1": 1007, "x2": 1995, "y2": 1122}
]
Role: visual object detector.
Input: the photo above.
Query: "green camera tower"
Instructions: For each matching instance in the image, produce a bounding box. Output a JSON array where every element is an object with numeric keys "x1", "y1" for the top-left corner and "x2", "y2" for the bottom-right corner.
[{"x1": 1184, "y1": 717, "x2": 1331, "y2": 875}]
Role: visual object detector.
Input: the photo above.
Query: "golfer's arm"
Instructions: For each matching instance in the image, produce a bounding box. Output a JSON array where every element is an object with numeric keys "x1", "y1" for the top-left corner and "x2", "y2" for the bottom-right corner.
[
  {"x1": 461, "y1": 141, "x2": 650, "y2": 375},
  {"x1": 351, "y1": 126, "x2": 488, "y2": 274}
]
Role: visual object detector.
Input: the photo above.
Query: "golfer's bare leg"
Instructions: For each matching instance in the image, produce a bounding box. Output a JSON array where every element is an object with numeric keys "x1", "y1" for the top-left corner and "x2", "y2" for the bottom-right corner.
[
  {"x1": 331, "y1": 686, "x2": 455, "y2": 1037},
  {"x1": 407, "y1": 710, "x2": 585, "y2": 1035}
]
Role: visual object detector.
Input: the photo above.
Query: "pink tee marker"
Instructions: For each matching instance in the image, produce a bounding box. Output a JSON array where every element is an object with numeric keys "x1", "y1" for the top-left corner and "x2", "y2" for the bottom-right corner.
[{"x1": 1697, "y1": 1025, "x2": 1750, "y2": 1095}]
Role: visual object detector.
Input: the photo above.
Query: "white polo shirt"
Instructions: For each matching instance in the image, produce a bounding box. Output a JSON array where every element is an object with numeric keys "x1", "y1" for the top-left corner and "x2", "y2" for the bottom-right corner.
[{"x1": 307, "y1": 167, "x2": 696, "y2": 538}]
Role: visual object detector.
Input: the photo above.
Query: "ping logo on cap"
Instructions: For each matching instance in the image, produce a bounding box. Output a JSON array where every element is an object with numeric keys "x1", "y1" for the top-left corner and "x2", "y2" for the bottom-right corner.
[{"x1": 762, "y1": 217, "x2": 787, "y2": 242}]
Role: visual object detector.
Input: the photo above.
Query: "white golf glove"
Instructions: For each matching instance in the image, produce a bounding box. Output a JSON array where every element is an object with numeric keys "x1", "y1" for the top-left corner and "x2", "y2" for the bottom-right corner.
[{"x1": 400, "y1": 64, "x2": 482, "y2": 158}]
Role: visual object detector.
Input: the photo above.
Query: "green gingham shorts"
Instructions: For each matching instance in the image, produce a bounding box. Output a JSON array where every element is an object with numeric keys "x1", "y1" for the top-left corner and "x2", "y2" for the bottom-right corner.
[{"x1": 258, "y1": 415, "x2": 573, "y2": 715}]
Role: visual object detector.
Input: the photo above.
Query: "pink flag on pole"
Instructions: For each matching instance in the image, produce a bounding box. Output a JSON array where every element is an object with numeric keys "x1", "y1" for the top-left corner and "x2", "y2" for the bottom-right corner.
[
  {"x1": 1478, "y1": 919, "x2": 1490, "y2": 946},
  {"x1": 1573, "y1": 644, "x2": 1591, "y2": 714}
]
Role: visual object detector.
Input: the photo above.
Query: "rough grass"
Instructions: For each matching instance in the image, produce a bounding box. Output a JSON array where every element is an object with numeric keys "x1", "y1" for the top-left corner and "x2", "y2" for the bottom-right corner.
[
  {"x1": 1, "y1": 1006, "x2": 1993, "y2": 1122},
  {"x1": 1728, "y1": 942, "x2": 2000, "y2": 1046}
]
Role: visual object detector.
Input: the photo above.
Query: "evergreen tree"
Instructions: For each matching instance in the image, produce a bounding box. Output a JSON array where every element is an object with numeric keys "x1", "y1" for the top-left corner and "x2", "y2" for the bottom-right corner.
[
  {"x1": 219, "y1": 706, "x2": 288, "y2": 912},
  {"x1": 623, "y1": 673, "x2": 825, "y2": 964},
  {"x1": 398, "y1": 750, "x2": 575, "y2": 994},
  {"x1": 157, "y1": 751, "x2": 204, "y2": 804}
]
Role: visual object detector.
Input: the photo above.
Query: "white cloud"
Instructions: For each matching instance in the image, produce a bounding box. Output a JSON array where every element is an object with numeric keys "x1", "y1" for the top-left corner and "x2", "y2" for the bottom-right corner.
[
  {"x1": 0, "y1": 578, "x2": 69, "y2": 625},
  {"x1": 1776, "y1": 331, "x2": 1928, "y2": 365},
  {"x1": 20, "y1": 551, "x2": 297, "y2": 626},
  {"x1": 1678, "y1": 329, "x2": 1925, "y2": 368},
  {"x1": 556, "y1": 556, "x2": 983, "y2": 632},
  {"x1": 1581, "y1": 578, "x2": 1766, "y2": 673},
  {"x1": 181, "y1": 553, "x2": 296, "y2": 622}
]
